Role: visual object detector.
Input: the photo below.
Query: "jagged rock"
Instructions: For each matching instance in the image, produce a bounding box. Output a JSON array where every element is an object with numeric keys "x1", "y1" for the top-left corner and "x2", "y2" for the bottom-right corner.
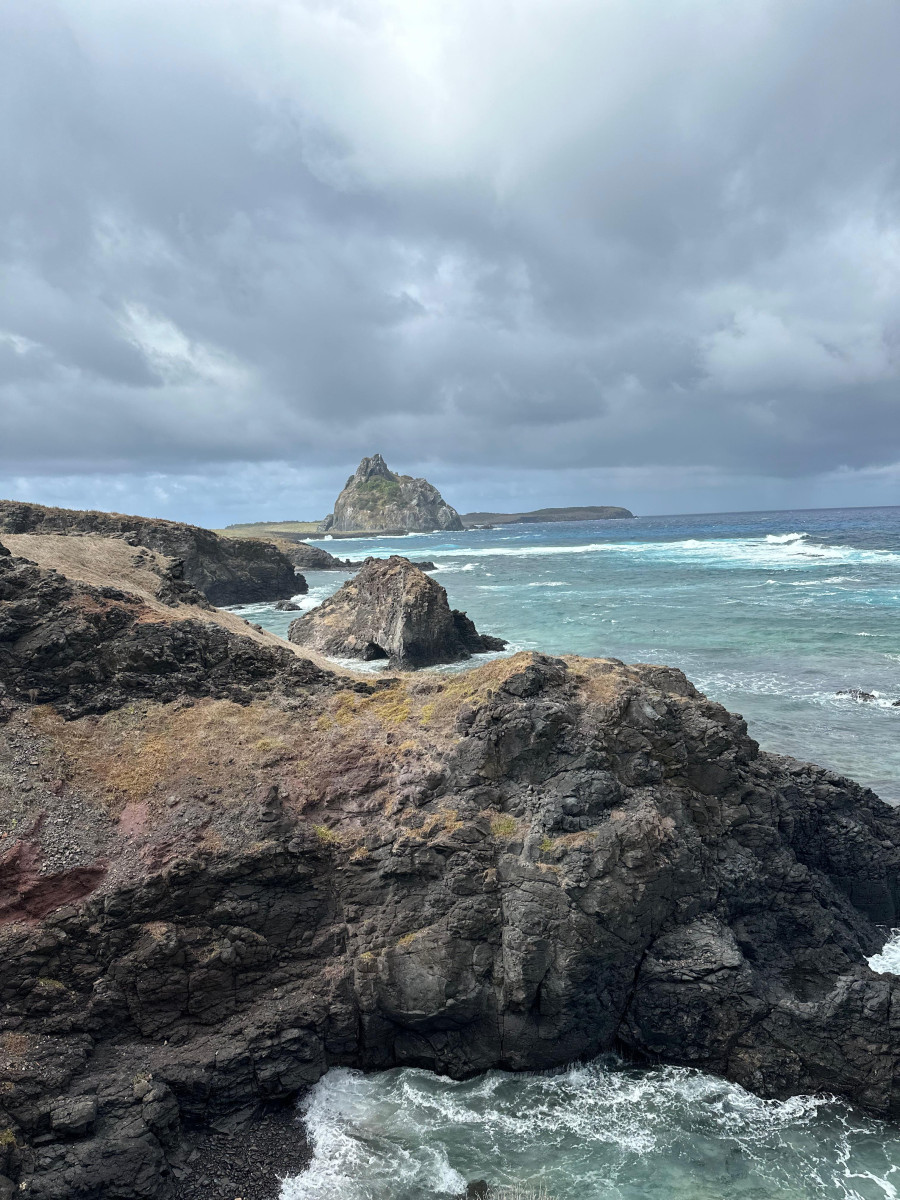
[
  {"x1": 287, "y1": 556, "x2": 506, "y2": 667},
  {"x1": 0, "y1": 501, "x2": 301, "y2": 606},
  {"x1": 274, "y1": 600, "x2": 302, "y2": 611},
  {"x1": 837, "y1": 689, "x2": 876, "y2": 702},
  {"x1": 319, "y1": 454, "x2": 464, "y2": 533}
]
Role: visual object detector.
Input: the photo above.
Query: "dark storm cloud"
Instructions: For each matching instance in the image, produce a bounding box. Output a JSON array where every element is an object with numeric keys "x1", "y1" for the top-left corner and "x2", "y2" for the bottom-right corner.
[{"x1": 1, "y1": 0, "x2": 899, "y2": 515}]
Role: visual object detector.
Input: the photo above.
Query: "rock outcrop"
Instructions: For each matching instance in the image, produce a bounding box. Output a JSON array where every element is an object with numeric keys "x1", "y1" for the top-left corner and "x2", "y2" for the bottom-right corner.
[
  {"x1": 287, "y1": 556, "x2": 507, "y2": 667},
  {"x1": 0, "y1": 501, "x2": 302, "y2": 607},
  {"x1": 273, "y1": 540, "x2": 357, "y2": 571},
  {"x1": 6, "y1": 552, "x2": 900, "y2": 1197},
  {"x1": 319, "y1": 454, "x2": 464, "y2": 533},
  {"x1": 0, "y1": 547, "x2": 329, "y2": 718}
]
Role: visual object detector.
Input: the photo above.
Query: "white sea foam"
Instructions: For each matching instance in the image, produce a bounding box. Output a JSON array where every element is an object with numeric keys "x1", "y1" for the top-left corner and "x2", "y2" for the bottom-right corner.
[
  {"x1": 281, "y1": 1058, "x2": 899, "y2": 1199},
  {"x1": 868, "y1": 930, "x2": 900, "y2": 975},
  {"x1": 333, "y1": 533, "x2": 900, "y2": 571}
]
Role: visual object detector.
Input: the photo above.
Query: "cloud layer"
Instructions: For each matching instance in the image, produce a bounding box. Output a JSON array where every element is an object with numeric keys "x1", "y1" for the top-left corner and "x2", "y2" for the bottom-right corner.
[{"x1": 1, "y1": 0, "x2": 898, "y2": 519}]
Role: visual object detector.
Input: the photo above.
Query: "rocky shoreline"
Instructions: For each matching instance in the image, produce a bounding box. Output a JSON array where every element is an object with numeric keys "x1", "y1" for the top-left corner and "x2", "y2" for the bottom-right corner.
[{"x1": 4, "y1": 533, "x2": 900, "y2": 1198}]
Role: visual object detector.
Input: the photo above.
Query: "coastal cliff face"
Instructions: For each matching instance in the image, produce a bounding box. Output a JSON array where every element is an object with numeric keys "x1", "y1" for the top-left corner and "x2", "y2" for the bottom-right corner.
[
  {"x1": 320, "y1": 455, "x2": 464, "y2": 533},
  {"x1": 4, "y1": 542, "x2": 900, "y2": 1197},
  {"x1": 288, "y1": 556, "x2": 506, "y2": 667},
  {"x1": 0, "y1": 501, "x2": 301, "y2": 607}
]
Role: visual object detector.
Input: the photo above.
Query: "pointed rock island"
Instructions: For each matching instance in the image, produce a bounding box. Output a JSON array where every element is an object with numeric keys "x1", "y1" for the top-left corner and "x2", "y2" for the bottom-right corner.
[
  {"x1": 319, "y1": 454, "x2": 464, "y2": 534},
  {"x1": 287, "y1": 555, "x2": 507, "y2": 667}
]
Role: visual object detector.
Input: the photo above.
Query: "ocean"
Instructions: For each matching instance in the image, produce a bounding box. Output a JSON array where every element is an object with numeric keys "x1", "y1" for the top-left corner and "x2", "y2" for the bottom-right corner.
[{"x1": 229, "y1": 505, "x2": 900, "y2": 1199}]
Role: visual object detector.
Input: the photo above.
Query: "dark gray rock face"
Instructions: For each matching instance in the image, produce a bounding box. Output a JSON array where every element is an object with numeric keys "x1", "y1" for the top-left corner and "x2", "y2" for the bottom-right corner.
[
  {"x1": 287, "y1": 556, "x2": 506, "y2": 667},
  {"x1": 0, "y1": 550, "x2": 330, "y2": 717},
  {"x1": 320, "y1": 454, "x2": 464, "y2": 533},
  {"x1": 0, "y1": 501, "x2": 302, "y2": 607},
  {"x1": 5, "y1": 654, "x2": 900, "y2": 1197}
]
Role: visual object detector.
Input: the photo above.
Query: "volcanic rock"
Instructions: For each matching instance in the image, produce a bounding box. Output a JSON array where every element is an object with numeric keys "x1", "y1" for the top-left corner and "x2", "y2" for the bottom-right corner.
[
  {"x1": 0, "y1": 501, "x2": 301, "y2": 606},
  {"x1": 319, "y1": 454, "x2": 464, "y2": 533},
  {"x1": 275, "y1": 599, "x2": 302, "y2": 611},
  {"x1": 6, "y1": 556, "x2": 900, "y2": 1197},
  {"x1": 0, "y1": 548, "x2": 330, "y2": 717},
  {"x1": 287, "y1": 555, "x2": 506, "y2": 667},
  {"x1": 276, "y1": 541, "x2": 357, "y2": 571}
]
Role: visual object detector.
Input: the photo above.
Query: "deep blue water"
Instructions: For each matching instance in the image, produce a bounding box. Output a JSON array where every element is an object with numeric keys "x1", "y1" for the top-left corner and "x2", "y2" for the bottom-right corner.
[{"x1": 236, "y1": 505, "x2": 900, "y2": 803}]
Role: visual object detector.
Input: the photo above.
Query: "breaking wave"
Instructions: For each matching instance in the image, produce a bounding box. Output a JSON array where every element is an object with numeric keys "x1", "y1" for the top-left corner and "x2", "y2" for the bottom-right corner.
[
  {"x1": 281, "y1": 1058, "x2": 900, "y2": 1199},
  {"x1": 353, "y1": 533, "x2": 900, "y2": 570}
]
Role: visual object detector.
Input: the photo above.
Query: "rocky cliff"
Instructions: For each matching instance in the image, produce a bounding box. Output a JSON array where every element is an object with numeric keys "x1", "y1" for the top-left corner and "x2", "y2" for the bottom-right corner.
[
  {"x1": 4, "y1": 544, "x2": 900, "y2": 1198},
  {"x1": 0, "y1": 502, "x2": 301, "y2": 607},
  {"x1": 320, "y1": 454, "x2": 464, "y2": 533},
  {"x1": 288, "y1": 556, "x2": 506, "y2": 667}
]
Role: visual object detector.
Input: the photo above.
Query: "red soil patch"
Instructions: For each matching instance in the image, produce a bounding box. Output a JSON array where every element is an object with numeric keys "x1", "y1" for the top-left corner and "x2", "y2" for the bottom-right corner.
[{"x1": 0, "y1": 841, "x2": 106, "y2": 924}]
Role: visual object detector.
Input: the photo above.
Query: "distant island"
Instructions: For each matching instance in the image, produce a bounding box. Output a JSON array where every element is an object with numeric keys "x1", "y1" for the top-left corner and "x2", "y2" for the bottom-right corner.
[
  {"x1": 319, "y1": 453, "x2": 464, "y2": 534},
  {"x1": 217, "y1": 457, "x2": 634, "y2": 537},
  {"x1": 462, "y1": 505, "x2": 634, "y2": 526}
]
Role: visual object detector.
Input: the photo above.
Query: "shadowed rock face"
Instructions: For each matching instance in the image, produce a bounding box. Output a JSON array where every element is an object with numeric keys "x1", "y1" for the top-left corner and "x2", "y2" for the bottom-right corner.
[
  {"x1": 5, "y1": 556, "x2": 900, "y2": 1196},
  {"x1": 0, "y1": 501, "x2": 302, "y2": 607},
  {"x1": 320, "y1": 454, "x2": 464, "y2": 533},
  {"x1": 287, "y1": 556, "x2": 507, "y2": 667},
  {"x1": 0, "y1": 549, "x2": 330, "y2": 718}
]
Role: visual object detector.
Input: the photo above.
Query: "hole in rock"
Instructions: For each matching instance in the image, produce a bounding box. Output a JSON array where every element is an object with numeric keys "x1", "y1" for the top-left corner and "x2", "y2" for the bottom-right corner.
[{"x1": 362, "y1": 642, "x2": 388, "y2": 661}]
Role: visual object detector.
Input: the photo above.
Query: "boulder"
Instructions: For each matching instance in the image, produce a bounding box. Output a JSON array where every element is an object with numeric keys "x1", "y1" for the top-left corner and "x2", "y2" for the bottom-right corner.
[
  {"x1": 320, "y1": 454, "x2": 464, "y2": 533},
  {"x1": 288, "y1": 555, "x2": 506, "y2": 667},
  {"x1": 275, "y1": 599, "x2": 302, "y2": 611}
]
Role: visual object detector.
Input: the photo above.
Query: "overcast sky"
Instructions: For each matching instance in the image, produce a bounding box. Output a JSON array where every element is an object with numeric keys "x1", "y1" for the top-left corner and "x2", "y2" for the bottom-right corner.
[{"x1": 1, "y1": 0, "x2": 898, "y2": 524}]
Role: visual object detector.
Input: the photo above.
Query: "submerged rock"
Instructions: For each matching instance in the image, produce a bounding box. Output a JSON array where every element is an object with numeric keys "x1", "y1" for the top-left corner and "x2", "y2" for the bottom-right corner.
[
  {"x1": 837, "y1": 689, "x2": 877, "y2": 701},
  {"x1": 287, "y1": 555, "x2": 506, "y2": 667},
  {"x1": 319, "y1": 453, "x2": 464, "y2": 533}
]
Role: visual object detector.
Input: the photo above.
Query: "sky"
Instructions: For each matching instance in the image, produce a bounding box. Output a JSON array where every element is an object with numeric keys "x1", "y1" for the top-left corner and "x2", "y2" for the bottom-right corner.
[{"x1": 1, "y1": 0, "x2": 899, "y2": 525}]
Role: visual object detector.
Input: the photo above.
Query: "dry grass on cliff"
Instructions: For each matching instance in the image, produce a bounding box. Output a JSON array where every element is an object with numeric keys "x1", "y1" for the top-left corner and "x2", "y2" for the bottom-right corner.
[
  {"x1": 2, "y1": 533, "x2": 173, "y2": 607},
  {"x1": 30, "y1": 698, "x2": 328, "y2": 808}
]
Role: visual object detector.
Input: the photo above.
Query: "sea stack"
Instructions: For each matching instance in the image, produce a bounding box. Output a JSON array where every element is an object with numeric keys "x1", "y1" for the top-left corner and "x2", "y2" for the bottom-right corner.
[
  {"x1": 287, "y1": 555, "x2": 506, "y2": 667},
  {"x1": 319, "y1": 454, "x2": 464, "y2": 534}
]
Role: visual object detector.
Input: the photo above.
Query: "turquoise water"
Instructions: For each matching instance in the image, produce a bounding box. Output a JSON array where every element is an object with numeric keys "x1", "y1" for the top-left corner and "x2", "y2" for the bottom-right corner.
[
  {"x1": 236, "y1": 505, "x2": 900, "y2": 802},
  {"x1": 247, "y1": 506, "x2": 900, "y2": 1200},
  {"x1": 282, "y1": 1057, "x2": 900, "y2": 1200}
]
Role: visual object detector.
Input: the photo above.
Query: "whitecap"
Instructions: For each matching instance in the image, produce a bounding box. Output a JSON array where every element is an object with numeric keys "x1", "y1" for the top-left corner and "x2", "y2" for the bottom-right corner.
[{"x1": 868, "y1": 930, "x2": 900, "y2": 975}]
